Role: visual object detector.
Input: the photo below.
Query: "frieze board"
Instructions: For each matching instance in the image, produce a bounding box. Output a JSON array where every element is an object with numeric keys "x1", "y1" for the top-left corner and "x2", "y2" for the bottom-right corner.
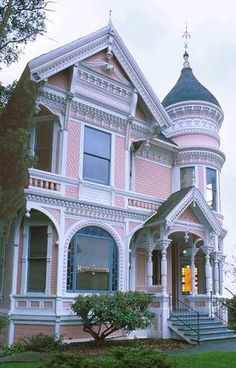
[
  {"x1": 25, "y1": 192, "x2": 148, "y2": 222},
  {"x1": 165, "y1": 102, "x2": 224, "y2": 126},
  {"x1": 175, "y1": 150, "x2": 225, "y2": 170},
  {"x1": 77, "y1": 66, "x2": 133, "y2": 99}
]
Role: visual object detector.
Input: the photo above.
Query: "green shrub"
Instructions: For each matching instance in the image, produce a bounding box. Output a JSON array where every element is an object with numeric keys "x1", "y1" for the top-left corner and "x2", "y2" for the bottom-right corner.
[
  {"x1": 40, "y1": 347, "x2": 175, "y2": 368},
  {"x1": 23, "y1": 333, "x2": 64, "y2": 352},
  {"x1": 1, "y1": 333, "x2": 64, "y2": 357},
  {"x1": 0, "y1": 341, "x2": 27, "y2": 357},
  {"x1": 41, "y1": 353, "x2": 84, "y2": 368},
  {"x1": 72, "y1": 291, "x2": 155, "y2": 342}
]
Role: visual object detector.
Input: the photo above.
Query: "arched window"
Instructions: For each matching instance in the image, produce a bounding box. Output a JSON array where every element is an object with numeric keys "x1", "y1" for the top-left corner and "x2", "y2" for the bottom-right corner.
[{"x1": 67, "y1": 226, "x2": 118, "y2": 292}]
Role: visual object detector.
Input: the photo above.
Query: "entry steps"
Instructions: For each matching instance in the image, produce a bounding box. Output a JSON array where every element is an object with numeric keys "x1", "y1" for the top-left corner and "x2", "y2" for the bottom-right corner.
[{"x1": 168, "y1": 312, "x2": 236, "y2": 344}]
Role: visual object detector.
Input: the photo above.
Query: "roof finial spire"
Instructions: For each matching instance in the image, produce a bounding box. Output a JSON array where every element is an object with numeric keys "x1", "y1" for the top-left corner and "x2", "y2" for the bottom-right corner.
[
  {"x1": 108, "y1": 9, "x2": 112, "y2": 25},
  {"x1": 182, "y1": 23, "x2": 191, "y2": 68}
]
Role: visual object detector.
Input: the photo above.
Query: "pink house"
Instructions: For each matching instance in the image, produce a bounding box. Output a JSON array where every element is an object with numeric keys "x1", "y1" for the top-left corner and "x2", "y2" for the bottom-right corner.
[{"x1": 0, "y1": 22, "x2": 232, "y2": 345}]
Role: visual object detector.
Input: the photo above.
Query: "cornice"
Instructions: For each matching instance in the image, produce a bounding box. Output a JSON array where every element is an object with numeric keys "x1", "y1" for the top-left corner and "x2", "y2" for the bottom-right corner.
[
  {"x1": 175, "y1": 149, "x2": 225, "y2": 170},
  {"x1": 164, "y1": 101, "x2": 224, "y2": 126}
]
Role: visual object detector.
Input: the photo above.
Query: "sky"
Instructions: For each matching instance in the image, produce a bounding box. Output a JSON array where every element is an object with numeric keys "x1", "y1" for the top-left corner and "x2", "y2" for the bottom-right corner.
[{"x1": 2, "y1": 0, "x2": 236, "y2": 293}]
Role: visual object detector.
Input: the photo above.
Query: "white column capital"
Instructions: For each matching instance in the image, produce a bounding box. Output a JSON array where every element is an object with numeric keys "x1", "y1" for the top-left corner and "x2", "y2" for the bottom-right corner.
[
  {"x1": 156, "y1": 239, "x2": 171, "y2": 251},
  {"x1": 201, "y1": 245, "x2": 214, "y2": 256}
]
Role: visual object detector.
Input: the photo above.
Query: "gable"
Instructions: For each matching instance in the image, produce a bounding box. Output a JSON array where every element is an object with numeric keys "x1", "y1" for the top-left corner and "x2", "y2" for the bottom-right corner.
[{"x1": 28, "y1": 23, "x2": 171, "y2": 129}]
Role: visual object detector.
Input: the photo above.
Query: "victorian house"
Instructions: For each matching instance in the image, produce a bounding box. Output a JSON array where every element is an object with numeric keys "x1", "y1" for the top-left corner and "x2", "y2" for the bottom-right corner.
[{"x1": 0, "y1": 22, "x2": 231, "y2": 345}]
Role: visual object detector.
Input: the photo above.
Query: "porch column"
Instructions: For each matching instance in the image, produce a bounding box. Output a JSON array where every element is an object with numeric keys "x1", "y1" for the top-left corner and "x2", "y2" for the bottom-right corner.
[
  {"x1": 190, "y1": 247, "x2": 199, "y2": 295},
  {"x1": 211, "y1": 252, "x2": 220, "y2": 296},
  {"x1": 201, "y1": 246, "x2": 213, "y2": 295},
  {"x1": 157, "y1": 239, "x2": 171, "y2": 295},
  {"x1": 147, "y1": 244, "x2": 154, "y2": 287}
]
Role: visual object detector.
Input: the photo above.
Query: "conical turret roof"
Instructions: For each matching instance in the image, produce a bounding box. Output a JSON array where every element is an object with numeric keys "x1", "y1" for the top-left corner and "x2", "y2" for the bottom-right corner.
[{"x1": 162, "y1": 52, "x2": 220, "y2": 108}]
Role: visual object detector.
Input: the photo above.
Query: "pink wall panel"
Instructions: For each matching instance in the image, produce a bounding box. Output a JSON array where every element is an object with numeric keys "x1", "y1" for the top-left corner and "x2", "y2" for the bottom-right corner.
[
  {"x1": 66, "y1": 121, "x2": 80, "y2": 179},
  {"x1": 198, "y1": 166, "x2": 205, "y2": 194},
  {"x1": 135, "y1": 159, "x2": 171, "y2": 199},
  {"x1": 173, "y1": 134, "x2": 219, "y2": 149}
]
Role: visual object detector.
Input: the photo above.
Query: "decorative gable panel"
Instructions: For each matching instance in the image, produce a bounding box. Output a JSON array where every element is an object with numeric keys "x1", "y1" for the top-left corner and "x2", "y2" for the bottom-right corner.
[{"x1": 179, "y1": 207, "x2": 201, "y2": 224}]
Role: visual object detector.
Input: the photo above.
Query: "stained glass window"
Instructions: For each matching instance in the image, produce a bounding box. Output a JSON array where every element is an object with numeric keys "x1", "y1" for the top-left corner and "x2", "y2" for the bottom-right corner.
[{"x1": 67, "y1": 226, "x2": 118, "y2": 292}]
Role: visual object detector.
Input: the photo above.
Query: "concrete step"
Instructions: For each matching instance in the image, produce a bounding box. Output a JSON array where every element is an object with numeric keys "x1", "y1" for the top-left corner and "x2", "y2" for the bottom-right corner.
[
  {"x1": 168, "y1": 313, "x2": 236, "y2": 344},
  {"x1": 192, "y1": 334, "x2": 236, "y2": 342},
  {"x1": 185, "y1": 329, "x2": 235, "y2": 337}
]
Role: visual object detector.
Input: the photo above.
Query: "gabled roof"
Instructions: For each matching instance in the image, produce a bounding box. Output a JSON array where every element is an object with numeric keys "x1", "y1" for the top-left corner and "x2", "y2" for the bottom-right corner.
[
  {"x1": 28, "y1": 23, "x2": 171, "y2": 129},
  {"x1": 145, "y1": 186, "x2": 222, "y2": 235}
]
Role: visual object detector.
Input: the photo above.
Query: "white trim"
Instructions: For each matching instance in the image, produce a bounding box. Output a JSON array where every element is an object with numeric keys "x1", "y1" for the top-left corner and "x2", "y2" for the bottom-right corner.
[{"x1": 45, "y1": 224, "x2": 52, "y2": 294}]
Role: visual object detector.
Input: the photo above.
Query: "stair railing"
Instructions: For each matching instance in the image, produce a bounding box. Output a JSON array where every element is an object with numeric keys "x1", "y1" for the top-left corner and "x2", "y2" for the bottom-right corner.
[
  {"x1": 169, "y1": 295, "x2": 200, "y2": 342},
  {"x1": 211, "y1": 294, "x2": 236, "y2": 326}
]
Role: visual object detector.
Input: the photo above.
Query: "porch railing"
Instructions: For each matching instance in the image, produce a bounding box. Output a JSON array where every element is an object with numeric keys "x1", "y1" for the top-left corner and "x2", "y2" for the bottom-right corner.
[{"x1": 169, "y1": 296, "x2": 200, "y2": 342}]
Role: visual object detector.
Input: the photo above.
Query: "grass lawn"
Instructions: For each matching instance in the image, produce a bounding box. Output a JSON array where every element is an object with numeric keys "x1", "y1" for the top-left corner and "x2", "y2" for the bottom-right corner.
[
  {"x1": 171, "y1": 351, "x2": 236, "y2": 367},
  {"x1": 1, "y1": 348, "x2": 236, "y2": 367},
  {"x1": 0, "y1": 364, "x2": 40, "y2": 368}
]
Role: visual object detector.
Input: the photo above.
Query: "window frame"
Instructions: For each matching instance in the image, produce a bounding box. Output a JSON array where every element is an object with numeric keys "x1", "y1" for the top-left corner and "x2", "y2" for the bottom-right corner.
[
  {"x1": 206, "y1": 167, "x2": 217, "y2": 211},
  {"x1": 83, "y1": 126, "x2": 111, "y2": 186}
]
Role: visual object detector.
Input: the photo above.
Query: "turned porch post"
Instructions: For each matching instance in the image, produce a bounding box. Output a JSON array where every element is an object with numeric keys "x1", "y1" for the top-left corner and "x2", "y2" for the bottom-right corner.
[{"x1": 201, "y1": 245, "x2": 213, "y2": 296}]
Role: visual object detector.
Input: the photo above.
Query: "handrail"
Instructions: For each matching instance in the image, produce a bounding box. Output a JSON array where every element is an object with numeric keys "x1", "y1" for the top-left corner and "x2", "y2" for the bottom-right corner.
[
  {"x1": 169, "y1": 295, "x2": 200, "y2": 342},
  {"x1": 211, "y1": 294, "x2": 236, "y2": 325}
]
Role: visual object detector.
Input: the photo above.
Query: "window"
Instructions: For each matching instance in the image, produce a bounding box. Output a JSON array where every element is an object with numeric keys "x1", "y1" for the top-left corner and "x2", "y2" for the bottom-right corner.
[
  {"x1": 206, "y1": 168, "x2": 217, "y2": 210},
  {"x1": 27, "y1": 226, "x2": 48, "y2": 292},
  {"x1": 181, "y1": 266, "x2": 198, "y2": 294},
  {"x1": 34, "y1": 121, "x2": 54, "y2": 172},
  {"x1": 83, "y1": 127, "x2": 111, "y2": 185},
  {"x1": 67, "y1": 226, "x2": 118, "y2": 292},
  {"x1": 152, "y1": 250, "x2": 161, "y2": 285},
  {"x1": 180, "y1": 166, "x2": 195, "y2": 188}
]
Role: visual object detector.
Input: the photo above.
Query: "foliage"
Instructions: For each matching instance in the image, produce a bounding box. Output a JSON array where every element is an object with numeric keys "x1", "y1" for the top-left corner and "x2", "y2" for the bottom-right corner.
[
  {"x1": 1, "y1": 334, "x2": 64, "y2": 357},
  {"x1": 0, "y1": 69, "x2": 40, "y2": 247},
  {"x1": 0, "y1": 0, "x2": 50, "y2": 66},
  {"x1": 0, "y1": 341, "x2": 27, "y2": 357},
  {"x1": 40, "y1": 353, "x2": 84, "y2": 368},
  {"x1": 226, "y1": 296, "x2": 236, "y2": 330},
  {"x1": 0, "y1": 80, "x2": 17, "y2": 113},
  {"x1": 40, "y1": 347, "x2": 175, "y2": 368},
  {"x1": 71, "y1": 291, "x2": 155, "y2": 342},
  {"x1": 0, "y1": 315, "x2": 8, "y2": 331}
]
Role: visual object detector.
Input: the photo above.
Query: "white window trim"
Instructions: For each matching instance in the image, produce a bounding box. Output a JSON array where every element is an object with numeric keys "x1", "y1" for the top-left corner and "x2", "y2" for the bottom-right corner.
[
  {"x1": 205, "y1": 166, "x2": 218, "y2": 212},
  {"x1": 80, "y1": 123, "x2": 114, "y2": 187},
  {"x1": 21, "y1": 222, "x2": 52, "y2": 295}
]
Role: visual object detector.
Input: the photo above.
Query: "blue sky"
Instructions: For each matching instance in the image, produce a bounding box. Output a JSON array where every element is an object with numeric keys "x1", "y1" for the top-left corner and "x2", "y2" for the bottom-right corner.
[{"x1": 2, "y1": 0, "x2": 236, "y2": 292}]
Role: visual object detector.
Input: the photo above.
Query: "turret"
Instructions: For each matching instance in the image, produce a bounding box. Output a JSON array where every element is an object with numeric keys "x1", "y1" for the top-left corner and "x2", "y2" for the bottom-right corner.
[{"x1": 162, "y1": 43, "x2": 225, "y2": 215}]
